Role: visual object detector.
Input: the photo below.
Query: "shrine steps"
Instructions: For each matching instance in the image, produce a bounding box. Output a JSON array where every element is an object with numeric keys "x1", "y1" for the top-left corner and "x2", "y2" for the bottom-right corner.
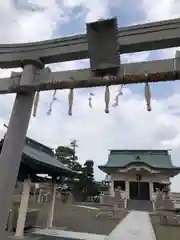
[{"x1": 127, "y1": 199, "x2": 153, "y2": 212}]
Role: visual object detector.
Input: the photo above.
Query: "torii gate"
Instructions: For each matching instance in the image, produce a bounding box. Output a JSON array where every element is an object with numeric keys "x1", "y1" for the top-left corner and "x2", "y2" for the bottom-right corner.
[{"x1": 0, "y1": 17, "x2": 180, "y2": 238}]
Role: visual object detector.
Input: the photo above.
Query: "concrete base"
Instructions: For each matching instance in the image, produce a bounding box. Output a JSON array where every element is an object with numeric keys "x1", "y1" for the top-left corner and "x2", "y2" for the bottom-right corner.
[
  {"x1": 33, "y1": 228, "x2": 106, "y2": 240},
  {"x1": 8, "y1": 236, "x2": 41, "y2": 240},
  {"x1": 8, "y1": 237, "x2": 27, "y2": 239},
  {"x1": 46, "y1": 226, "x2": 68, "y2": 231}
]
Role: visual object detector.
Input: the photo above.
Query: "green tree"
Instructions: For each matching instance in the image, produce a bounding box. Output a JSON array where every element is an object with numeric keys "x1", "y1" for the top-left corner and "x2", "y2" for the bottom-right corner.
[
  {"x1": 82, "y1": 160, "x2": 98, "y2": 199},
  {"x1": 55, "y1": 146, "x2": 74, "y2": 167},
  {"x1": 55, "y1": 140, "x2": 79, "y2": 170},
  {"x1": 55, "y1": 141, "x2": 83, "y2": 199},
  {"x1": 83, "y1": 160, "x2": 94, "y2": 181}
]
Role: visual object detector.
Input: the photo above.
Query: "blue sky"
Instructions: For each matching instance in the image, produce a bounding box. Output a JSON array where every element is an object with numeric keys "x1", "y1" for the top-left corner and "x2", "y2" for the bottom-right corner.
[
  {"x1": 12, "y1": 0, "x2": 179, "y2": 101},
  {"x1": 1, "y1": 0, "x2": 180, "y2": 191},
  {"x1": 48, "y1": 0, "x2": 178, "y2": 99},
  {"x1": 52, "y1": 0, "x2": 144, "y2": 36}
]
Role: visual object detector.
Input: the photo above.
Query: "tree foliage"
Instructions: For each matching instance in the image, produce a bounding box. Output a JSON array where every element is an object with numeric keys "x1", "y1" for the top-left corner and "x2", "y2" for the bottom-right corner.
[
  {"x1": 81, "y1": 160, "x2": 99, "y2": 198},
  {"x1": 55, "y1": 141, "x2": 99, "y2": 200},
  {"x1": 56, "y1": 146, "x2": 74, "y2": 168}
]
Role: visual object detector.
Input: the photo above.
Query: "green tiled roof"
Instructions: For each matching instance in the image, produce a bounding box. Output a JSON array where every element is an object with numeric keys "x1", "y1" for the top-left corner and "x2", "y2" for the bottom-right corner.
[
  {"x1": 100, "y1": 149, "x2": 178, "y2": 169},
  {"x1": 21, "y1": 137, "x2": 75, "y2": 175},
  {"x1": 0, "y1": 136, "x2": 75, "y2": 178},
  {"x1": 23, "y1": 144, "x2": 72, "y2": 173}
]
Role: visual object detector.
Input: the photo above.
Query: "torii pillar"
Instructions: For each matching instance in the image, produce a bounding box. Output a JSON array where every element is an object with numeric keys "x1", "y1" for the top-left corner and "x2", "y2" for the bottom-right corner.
[
  {"x1": 0, "y1": 60, "x2": 43, "y2": 239},
  {"x1": 15, "y1": 178, "x2": 31, "y2": 237},
  {"x1": 46, "y1": 182, "x2": 57, "y2": 229}
]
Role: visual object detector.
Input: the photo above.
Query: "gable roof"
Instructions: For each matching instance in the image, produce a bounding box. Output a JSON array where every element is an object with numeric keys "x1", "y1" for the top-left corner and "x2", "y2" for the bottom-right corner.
[
  {"x1": 0, "y1": 136, "x2": 75, "y2": 177},
  {"x1": 25, "y1": 137, "x2": 55, "y2": 156},
  {"x1": 98, "y1": 149, "x2": 180, "y2": 170},
  {"x1": 23, "y1": 138, "x2": 73, "y2": 173}
]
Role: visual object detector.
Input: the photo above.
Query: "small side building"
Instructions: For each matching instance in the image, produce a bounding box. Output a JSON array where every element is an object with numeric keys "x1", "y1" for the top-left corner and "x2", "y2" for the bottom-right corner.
[
  {"x1": 0, "y1": 136, "x2": 77, "y2": 236},
  {"x1": 98, "y1": 149, "x2": 180, "y2": 210},
  {"x1": 11, "y1": 137, "x2": 74, "y2": 194}
]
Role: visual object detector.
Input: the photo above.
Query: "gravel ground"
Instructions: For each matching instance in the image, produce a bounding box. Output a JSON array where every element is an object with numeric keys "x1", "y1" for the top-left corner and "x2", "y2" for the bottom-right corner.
[
  {"x1": 36, "y1": 200, "x2": 126, "y2": 235},
  {"x1": 8, "y1": 199, "x2": 127, "y2": 239},
  {"x1": 150, "y1": 214, "x2": 180, "y2": 240}
]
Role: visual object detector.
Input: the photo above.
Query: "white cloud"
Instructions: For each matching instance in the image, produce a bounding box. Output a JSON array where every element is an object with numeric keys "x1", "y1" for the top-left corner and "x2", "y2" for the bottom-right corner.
[
  {"x1": 141, "y1": 0, "x2": 180, "y2": 22},
  {"x1": 140, "y1": 0, "x2": 180, "y2": 58},
  {"x1": 62, "y1": 0, "x2": 120, "y2": 22},
  {"x1": 1, "y1": 0, "x2": 180, "y2": 193}
]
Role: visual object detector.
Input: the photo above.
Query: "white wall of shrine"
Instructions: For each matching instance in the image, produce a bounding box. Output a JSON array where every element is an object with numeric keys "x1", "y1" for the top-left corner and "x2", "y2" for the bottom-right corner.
[
  {"x1": 111, "y1": 172, "x2": 170, "y2": 182},
  {"x1": 108, "y1": 172, "x2": 171, "y2": 200}
]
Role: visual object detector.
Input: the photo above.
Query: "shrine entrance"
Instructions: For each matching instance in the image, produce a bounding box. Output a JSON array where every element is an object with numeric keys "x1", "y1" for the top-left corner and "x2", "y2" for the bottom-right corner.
[{"x1": 129, "y1": 181, "x2": 150, "y2": 200}]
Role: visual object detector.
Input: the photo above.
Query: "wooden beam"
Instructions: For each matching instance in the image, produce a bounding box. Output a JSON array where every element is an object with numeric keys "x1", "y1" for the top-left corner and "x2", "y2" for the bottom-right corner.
[
  {"x1": 11, "y1": 71, "x2": 179, "y2": 92},
  {"x1": 0, "y1": 67, "x2": 51, "y2": 94},
  {"x1": 0, "y1": 18, "x2": 180, "y2": 68},
  {"x1": 0, "y1": 58, "x2": 179, "y2": 94}
]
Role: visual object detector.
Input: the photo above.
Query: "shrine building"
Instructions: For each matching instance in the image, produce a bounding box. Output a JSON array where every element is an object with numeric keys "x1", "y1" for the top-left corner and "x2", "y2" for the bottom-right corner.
[{"x1": 98, "y1": 149, "x2": 180, "y2": 210}]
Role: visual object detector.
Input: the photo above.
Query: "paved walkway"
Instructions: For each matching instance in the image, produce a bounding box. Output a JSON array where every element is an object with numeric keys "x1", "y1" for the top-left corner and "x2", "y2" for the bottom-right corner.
[{"x1": 107, "y1": 211, "x2": 156, "y2": 240}]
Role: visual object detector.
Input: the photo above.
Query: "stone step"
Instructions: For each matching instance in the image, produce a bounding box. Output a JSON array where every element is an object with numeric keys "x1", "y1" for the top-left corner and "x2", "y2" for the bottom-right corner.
[{"x1": 127, "y1": 199, "x2": 153, "y2": 212}]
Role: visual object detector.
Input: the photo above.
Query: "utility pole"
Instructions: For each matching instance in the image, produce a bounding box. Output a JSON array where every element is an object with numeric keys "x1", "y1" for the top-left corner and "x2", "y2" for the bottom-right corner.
[{"x1": 70, "y1": 140, "x2": 78, "y2": 161}]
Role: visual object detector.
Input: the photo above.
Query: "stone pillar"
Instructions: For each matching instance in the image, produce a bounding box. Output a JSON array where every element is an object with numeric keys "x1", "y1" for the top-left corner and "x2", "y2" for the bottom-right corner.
[
  {"x1": 149, "y1": 181, "x2": 153, "y2": 201},
  {"x1": 37, "y1": 189, "x2": 43, "y2": 203},
  {"x1": 47, "y1": 183, "x2": 57, "y2": 228},
  {"x1": 15, "y1": 178, "x2": 31, "y2": 237},
  {"x1": 0, "y1": 60, "x2": 43, "y2": 239},
  {"x1": 109, "y1": 180, "x2": 114, "y2": 197},
  {"x1": 125, "y1": 181, "x2": 129, "y2": 199}
]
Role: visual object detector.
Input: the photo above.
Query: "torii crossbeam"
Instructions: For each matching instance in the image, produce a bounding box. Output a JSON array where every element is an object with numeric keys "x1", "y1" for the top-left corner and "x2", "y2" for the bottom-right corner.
[{"x1": 0, "y1": 17, "x2": 180, "y2": 239}]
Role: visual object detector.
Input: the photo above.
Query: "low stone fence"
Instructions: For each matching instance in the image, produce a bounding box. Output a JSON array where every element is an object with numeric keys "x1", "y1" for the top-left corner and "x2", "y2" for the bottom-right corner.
[
  {"x1": 6, "y1": 208, "x2": 40, "y2": 232},
  {"x1": 171, "y1": 192, "x2": 180, "y2": 208}
]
